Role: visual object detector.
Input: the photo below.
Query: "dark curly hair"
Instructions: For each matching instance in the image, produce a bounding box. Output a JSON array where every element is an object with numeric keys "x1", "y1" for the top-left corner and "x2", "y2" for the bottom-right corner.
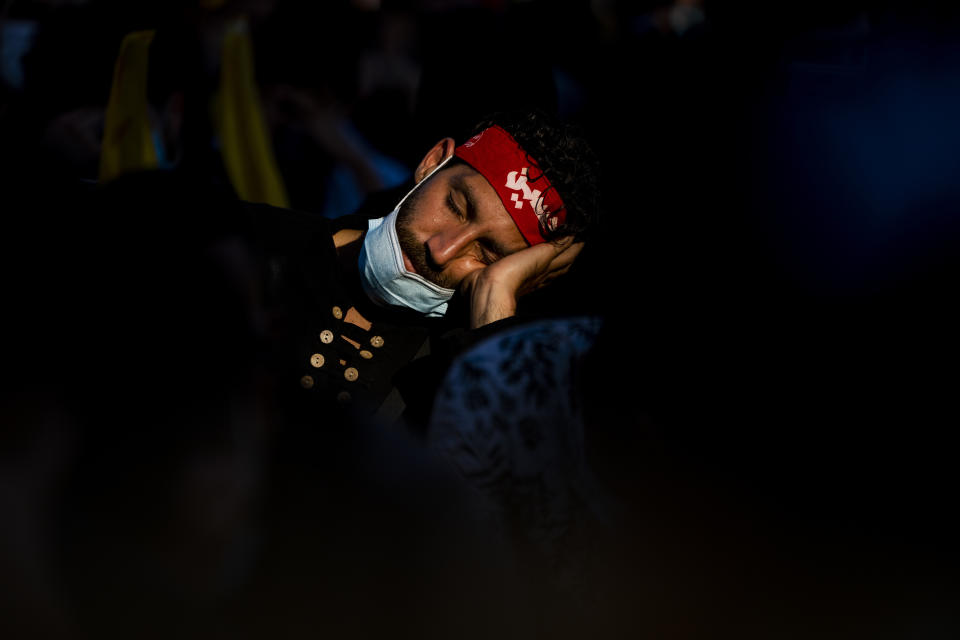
[{"x1": 463, "y1": 109, "x2": 601, "y2": 244}]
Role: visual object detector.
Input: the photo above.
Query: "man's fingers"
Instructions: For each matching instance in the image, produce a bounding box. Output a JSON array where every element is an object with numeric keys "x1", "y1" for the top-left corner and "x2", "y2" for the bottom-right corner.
[
  {"x1": 554, "y1": 239, "x2": 584, "y2": 262},
  {"x1": 545, "y1": 235, "x2": 578, "y2": 257},
  {"x1": 462, "y1": 237, "x2": 585, "y2": 296},
  {"x1": 539, "y1": 239, "x2": 584, "y2": 275},
  {"x1": 505, "y1": 239, "x2": 584, "y2": 296}
]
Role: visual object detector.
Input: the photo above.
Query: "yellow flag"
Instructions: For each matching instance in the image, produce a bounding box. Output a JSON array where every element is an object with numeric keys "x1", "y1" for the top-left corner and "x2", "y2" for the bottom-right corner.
[
  {"x1": 215, "y1": 18, "x2": 290, "y2": 208},
  {"x1": 100, "y1": 20, "x2": 290, "y2": 208},
  {"x1": 98, "y1": 30, "x2": 158, "y2": 183}
]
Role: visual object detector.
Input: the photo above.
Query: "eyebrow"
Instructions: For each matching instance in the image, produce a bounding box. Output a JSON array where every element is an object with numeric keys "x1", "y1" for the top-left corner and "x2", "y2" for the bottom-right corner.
[{"x1": 449, "y1": 173, "x2": 512, "y2": 259}]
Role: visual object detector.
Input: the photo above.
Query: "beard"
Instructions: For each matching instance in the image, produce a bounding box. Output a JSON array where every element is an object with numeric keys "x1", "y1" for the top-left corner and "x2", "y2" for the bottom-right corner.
[{"x1": 395, "y1": 193, "x2": 458, "y2": 290}]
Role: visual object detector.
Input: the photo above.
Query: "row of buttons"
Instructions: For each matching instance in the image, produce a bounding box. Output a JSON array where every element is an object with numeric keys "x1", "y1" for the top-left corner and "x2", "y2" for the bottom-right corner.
[
  {"x1": 301, "y1": 371, "x2": 356, "y2": 387},
  {"x1": 300, "y1": 367, "x2": 358, "y2": 385},
  {"x1": 319, "y1": 329, "x2": 383, "y2": 353},
  {"x1": 300, "y1": 306, "x2": 385, "y2": 392},
  {"x1": 299, "y1": 373, "x2": 351, "y2": 404},
  {"x1": 306, "y1": 355, "x2": 359, "y2": 380}
]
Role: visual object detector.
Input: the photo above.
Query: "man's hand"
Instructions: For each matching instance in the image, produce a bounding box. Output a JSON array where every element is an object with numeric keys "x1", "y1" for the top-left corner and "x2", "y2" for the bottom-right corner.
[{"x1": 459, "y1": 237, "x2": 584, "y2": 329}]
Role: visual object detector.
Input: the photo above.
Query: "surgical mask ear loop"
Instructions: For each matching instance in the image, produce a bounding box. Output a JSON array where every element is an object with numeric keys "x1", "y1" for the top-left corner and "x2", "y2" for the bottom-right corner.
[
  {"x1": 395, "y1": 154, "x2": 454, "y2": 211},
  {"x1": 356, "y1": 153, "x2": 457, "y2": 318}
]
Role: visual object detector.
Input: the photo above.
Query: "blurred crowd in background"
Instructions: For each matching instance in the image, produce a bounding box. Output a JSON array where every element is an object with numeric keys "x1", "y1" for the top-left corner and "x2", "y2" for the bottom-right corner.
[{"x1": 3, "y1": 1, "x2": 960, "y2": 638}]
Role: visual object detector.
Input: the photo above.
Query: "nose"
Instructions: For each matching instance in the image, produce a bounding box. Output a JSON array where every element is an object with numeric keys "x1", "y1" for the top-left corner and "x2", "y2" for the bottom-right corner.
[{"x1": 425, "y1": 224, "x2": 479, "y2": 270}]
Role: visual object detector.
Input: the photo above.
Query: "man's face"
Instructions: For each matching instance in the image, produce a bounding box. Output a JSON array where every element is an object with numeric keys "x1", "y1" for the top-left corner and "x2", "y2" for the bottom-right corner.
[{"x1": 395, "y1": 161, "x2": 529, "y2": 290}]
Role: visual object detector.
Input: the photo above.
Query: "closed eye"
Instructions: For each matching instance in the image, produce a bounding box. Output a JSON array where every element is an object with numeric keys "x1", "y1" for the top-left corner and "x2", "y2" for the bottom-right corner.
[{"x1": 446, "y1": 193, "x2": 466, "y2": 221}]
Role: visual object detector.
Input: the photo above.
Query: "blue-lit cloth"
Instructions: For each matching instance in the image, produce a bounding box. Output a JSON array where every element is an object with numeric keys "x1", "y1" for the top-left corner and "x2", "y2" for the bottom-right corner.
[{"x1": 427, "y1": 316, "x2": 614, "y2": 599}]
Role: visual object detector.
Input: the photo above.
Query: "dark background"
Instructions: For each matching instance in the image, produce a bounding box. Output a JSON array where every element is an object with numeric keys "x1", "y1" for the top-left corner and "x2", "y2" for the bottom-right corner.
[{"x1": 2, "y1": 1, "x2": 959, "y2": 638}]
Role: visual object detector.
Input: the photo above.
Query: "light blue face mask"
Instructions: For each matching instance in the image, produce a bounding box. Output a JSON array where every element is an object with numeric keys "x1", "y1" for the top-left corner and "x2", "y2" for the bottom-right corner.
[{"x1": 357, "y1": 157, "x2": 456, "y2": 318}]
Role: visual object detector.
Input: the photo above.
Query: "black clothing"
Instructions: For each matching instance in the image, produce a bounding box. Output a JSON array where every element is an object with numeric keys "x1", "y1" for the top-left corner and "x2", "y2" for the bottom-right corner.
[
  {"x1": 80, "y1": 170, "x2": 517, "y2": 436},
  {"x1": 235, "y1": 178, "x2": 561, "y2": 438},
  {"x1": 4, "y1": 170, "x2": 536, "y2": 640},
  {"x1": 11, "y1": 167, "x2": 562, "y2": 458},
  {"x1": 235, "y1": 199, "x2": 451, "y2": 434}
]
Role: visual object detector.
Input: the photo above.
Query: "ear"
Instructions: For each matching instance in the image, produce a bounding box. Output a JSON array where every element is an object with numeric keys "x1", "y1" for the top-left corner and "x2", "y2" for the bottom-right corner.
[{"x1": 414, "y1": 137, "x2": 456, "y2": 183}]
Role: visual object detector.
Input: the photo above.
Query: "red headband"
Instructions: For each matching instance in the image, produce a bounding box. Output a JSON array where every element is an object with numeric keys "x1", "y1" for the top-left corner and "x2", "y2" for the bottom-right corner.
[{"x1": 454, "y1": 125, "x2": 566, "y2": 246}]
